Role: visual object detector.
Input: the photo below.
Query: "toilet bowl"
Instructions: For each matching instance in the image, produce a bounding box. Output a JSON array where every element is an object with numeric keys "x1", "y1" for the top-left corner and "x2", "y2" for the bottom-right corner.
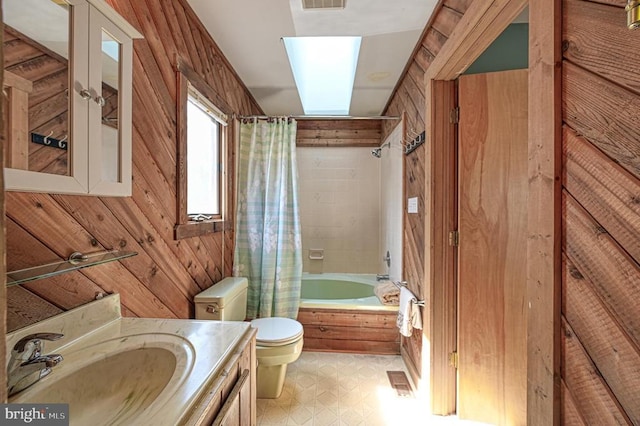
[
  {"x1": 194, "y1": 277, "x2": 304, "y2": 399},
  {"x1": 251, "y1": 317, "x2": 304, "y2": 399}
]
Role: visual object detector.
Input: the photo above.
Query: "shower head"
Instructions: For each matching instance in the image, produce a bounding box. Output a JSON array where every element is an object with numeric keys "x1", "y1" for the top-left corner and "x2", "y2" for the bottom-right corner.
[{"x1": 371, "y1": 141, "x2": 391, "y2": 158}]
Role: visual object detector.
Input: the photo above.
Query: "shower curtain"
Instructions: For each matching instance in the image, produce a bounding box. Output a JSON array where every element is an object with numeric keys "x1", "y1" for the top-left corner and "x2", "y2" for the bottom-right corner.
[{"x1": 233, "y1": 118, "x2": 302, "y2": 319}]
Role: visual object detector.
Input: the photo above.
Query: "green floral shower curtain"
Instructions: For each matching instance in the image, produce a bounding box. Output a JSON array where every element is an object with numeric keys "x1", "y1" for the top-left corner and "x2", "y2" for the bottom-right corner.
[{"x1": 233, "y1": 118, "x2": 302, "y2": 319}]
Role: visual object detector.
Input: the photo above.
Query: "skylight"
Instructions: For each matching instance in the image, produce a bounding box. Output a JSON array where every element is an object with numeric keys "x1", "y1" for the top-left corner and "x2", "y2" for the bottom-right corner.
[{"x1": 283, "y1": 36, "x2": 361, "y2": 115}]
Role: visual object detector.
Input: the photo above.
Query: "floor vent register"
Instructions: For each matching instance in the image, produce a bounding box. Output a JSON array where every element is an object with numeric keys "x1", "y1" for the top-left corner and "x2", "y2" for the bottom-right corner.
[{"x1": 386, "y1": 370, "x2": 414, "y2": 398}]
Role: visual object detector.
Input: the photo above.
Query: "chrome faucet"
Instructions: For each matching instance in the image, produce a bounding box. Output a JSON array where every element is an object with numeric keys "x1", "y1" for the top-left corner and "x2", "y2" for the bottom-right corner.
[
  {"x1": 376, "y1": 274, "x2": 389, "y2": 281},
  {"x1": 7, "y1": 333, "x2": 64, "y2": 396}
]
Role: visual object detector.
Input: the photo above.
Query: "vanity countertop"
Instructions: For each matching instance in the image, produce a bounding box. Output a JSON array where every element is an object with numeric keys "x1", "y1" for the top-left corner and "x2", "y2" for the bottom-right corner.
[{"x1": 6, "y1": 294, "x2": 252, "y2": 426}]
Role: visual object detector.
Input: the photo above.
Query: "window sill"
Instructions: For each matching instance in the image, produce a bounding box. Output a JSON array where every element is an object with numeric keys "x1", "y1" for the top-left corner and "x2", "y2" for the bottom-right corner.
[{"x1": 174, "y1": 220, "x2": 231, "y2": 240}]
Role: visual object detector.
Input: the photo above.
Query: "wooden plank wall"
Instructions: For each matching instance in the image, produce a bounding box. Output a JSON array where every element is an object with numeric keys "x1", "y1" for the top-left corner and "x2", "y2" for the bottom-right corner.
[
  {"x1": 297, "y1": 308, "x2": 400, "y2": 355},
  {"x1": 296, "y1": 119, "x2": 381, "y2": 147},
  {"x1": 561, "y1": 0, "x2": 640, "y2": 423},
  {"x1": 4, "y1": 0, "x2": 262, "y2": 328},
  {"x1": 381, "y1": 0, "x2": 473, "y2": 385}
]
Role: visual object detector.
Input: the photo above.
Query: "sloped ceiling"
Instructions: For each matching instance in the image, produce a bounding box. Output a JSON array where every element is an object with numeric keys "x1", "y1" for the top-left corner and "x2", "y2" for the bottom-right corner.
[{"x1": 187, "y1": 0, "x2": 439, "y2": 116}]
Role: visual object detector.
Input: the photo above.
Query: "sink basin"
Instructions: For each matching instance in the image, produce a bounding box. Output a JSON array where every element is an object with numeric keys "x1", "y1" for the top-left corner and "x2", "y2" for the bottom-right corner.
[
  {"x1": 5, "y1": 295, "x2": 252, "y2": 426},
  {"x1": 10, "y1": 333, "x2": 195, "y2": 426}
]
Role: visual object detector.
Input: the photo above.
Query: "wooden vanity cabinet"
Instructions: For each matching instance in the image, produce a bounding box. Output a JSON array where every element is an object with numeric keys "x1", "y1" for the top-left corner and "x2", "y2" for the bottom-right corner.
[{"x1": 184, "y1": 328, "x2": 257, "y2": 426}]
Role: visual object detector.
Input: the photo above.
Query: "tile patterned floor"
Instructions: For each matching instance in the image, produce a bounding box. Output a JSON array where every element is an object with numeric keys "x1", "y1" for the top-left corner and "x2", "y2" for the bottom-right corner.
[{"x1": 256, "y1": 351, "x2": 484, "y2": 426}]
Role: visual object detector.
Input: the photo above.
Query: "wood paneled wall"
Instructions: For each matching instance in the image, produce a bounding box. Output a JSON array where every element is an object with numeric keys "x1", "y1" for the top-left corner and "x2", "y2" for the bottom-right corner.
[
  {"x1": 296, "y1": 119, "x2": 382, "y2": 147},
  {"x1": 381, "y1": 0, "x2": 473, "y2": 385},
  {"x1": 297, "y1": 308, "x2": 400, "y2": 355},
  {"x1": 5, "y1": 0, "x2": 262, "y2": 328},
  {"x1": 561, "y1": 0, "x2": 640, "y2": 423}
]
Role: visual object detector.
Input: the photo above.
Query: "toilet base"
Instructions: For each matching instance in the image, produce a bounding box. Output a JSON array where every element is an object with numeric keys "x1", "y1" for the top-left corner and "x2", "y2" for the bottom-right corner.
[{"x1": 256, "y1": 363, "x2": 288, "y2": 399}]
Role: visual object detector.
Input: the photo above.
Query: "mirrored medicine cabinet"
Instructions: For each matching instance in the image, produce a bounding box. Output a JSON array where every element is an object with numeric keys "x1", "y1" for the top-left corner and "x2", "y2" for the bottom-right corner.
[{"x1": 2, "y1": 0, "x2": 142, "y2": 196}]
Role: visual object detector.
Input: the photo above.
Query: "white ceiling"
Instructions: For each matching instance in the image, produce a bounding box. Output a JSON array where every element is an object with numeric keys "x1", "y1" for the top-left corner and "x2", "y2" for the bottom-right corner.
[{"x1": 187, "y1": 0, "x2": 439, "y2": 117}]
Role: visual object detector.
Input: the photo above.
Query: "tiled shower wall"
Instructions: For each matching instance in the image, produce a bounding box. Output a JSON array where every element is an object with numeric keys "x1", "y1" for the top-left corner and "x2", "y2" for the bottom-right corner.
[
  {"x1": 297, "y1": 147, "x2": 381, "y2": 274},
  {"x1": 379, "y1": 124, "x2": 403, "y2": 282}
]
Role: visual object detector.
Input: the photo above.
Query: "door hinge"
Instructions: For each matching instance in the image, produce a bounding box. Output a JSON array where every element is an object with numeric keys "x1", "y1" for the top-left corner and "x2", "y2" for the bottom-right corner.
[
  {"x1": 448, "y1": 230, "x2": 459, "y2": 247},
  {"x1": 450, "y1": 107, "x2": 460, "y2": 124},
  {"x1": 449, "y1": 351, "x2": 458, "y2": 369}
]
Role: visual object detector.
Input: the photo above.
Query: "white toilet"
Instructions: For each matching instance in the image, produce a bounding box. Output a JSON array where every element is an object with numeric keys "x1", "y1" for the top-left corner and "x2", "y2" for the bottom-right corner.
[{"x1": 194, "y1": 277, "x2": 304, "y2": 399}]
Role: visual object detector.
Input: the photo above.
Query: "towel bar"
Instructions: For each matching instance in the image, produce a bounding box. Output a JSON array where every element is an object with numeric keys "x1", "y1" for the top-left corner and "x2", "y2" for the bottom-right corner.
[{"x1": 393, "y1": 281, "x2": 425, "y2": 306}]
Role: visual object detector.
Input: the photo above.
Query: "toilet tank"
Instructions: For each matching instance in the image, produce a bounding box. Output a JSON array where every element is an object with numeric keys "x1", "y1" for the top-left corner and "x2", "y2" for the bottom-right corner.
[{"x1": 194, "y1": 277, "x2": 248, "y2": 321}]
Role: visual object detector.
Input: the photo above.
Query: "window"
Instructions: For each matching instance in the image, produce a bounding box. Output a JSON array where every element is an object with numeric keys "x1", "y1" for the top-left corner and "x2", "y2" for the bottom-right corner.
[
  {"x1": 175, "y1": 61, "x2": 231, "y2": 239},
  {"x1": 186, "y1": 84, "x2": 224, "y2": 219},
  {"x1": 282, "y1": 36, "x2": 361, "y2": 115}
]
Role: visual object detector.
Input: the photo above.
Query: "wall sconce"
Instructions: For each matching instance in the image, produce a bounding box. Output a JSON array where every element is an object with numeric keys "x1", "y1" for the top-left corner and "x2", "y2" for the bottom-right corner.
[{"x1": 627, "y1": 0, "x2": 640, "y2": 29}]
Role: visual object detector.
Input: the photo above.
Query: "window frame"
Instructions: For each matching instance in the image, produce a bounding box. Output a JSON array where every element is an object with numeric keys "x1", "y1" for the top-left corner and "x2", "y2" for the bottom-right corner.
[{"x1": 175, "y1": 60, "x2": 232, "y2": 239}]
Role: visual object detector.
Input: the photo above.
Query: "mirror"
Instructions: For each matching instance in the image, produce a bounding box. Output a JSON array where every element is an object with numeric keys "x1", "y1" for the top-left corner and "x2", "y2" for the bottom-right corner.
[
  {"x1": 3, "y1": 0, "x2": 71, "y2": 176},
  {"x1": 100, "y1": 30, "x2": 121, "y2": 182}
]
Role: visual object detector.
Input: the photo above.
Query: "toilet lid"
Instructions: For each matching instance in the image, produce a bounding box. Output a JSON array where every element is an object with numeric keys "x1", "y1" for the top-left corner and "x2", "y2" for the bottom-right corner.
[{"x1": 250, "y1": 317, "x2": 303, "y2": 346}]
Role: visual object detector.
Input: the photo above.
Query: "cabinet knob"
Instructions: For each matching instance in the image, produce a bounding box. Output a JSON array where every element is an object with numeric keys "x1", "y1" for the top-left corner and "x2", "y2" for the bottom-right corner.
[
  {"x1": 94, "y1": 96, "x2": 106, "y2": 107},
  {"x1": 79, "y1": 89, "x2": 92, "y2": 100}
]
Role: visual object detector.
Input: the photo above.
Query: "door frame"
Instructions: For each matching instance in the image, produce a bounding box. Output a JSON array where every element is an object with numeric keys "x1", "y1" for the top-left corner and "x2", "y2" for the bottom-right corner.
[{"x1": 423, "y1": 1, "x2": 561, "y2": 424}]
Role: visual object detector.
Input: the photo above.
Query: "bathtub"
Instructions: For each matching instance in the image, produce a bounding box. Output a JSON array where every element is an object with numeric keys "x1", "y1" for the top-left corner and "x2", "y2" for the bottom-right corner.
[
  {"x1": 299, "y1": 273, "x2": 398, "y2": 312},
  {"x1": 297, "y1": 273, "x2": 400, "y2": 355}
]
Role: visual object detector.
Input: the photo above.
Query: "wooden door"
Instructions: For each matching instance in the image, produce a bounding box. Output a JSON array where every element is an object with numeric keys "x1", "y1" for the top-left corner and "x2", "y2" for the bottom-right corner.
[{"x1": 457, "y1": 69, "x2": 528, "y2": 425}]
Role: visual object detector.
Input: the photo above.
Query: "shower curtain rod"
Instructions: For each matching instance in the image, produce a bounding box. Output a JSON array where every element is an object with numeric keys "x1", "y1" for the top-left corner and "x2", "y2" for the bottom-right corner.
[{"x1": 236, "y1": 114, "x2": 400, "y2": 120}]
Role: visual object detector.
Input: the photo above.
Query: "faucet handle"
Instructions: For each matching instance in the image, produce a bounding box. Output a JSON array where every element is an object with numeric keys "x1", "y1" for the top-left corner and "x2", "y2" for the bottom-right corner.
[{"x1": 13, "y1": 333, "x2": 64, "y2": 353}]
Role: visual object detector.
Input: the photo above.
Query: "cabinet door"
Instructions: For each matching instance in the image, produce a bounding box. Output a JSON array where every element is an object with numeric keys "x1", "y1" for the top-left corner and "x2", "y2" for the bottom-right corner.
[
  {"x1": 213, "y1": 369, "x2": 250, "y2": 426},
  {"x1": 87, "y1": 6, "x2": 133, "y2": 196},
  {"x1": 3, "y1": 0, "x2": 139, "y2": 196},
  {"x1": 3, "y1": 0, "x2": 89, "y2": 193}
]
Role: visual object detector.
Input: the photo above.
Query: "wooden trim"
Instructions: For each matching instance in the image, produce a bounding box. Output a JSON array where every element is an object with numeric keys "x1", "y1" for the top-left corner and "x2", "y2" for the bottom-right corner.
[
  {"x1": 3, "y1": 72, "x2": 32, "y2": 170},
  {"x1": 528, "y1": 1, "x2": 562, "y2": 425},
  {"x1": 3, "y1": 70, "x2": 32, "y2": 92},
  {"x1": 175, "y1": 220, "x2": 230, "y2": 240},
  {"x1": 176, "y1": 70, "x2": 189, "y2": 225},
  {"x1": 425, "y1": 0, "x2": 528, "y2": 81},
  {"x1": 176, "y1": 58, "x2": 233, "y2": 116},
  {"x1": 426, "y1": 79, "x2": 457, "y2": 415},
  {"x1": 175, "y1": 61, "x2": 230, "y2": 240}
]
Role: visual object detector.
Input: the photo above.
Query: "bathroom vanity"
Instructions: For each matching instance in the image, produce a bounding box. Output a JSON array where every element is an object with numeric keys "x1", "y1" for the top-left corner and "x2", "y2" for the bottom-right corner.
[
  {"x1": 184, "y1": 327, "x2": 257, "y2": 425},
  {"x1": 6, "y1": 294, "x2": 256, "y2": 426}
]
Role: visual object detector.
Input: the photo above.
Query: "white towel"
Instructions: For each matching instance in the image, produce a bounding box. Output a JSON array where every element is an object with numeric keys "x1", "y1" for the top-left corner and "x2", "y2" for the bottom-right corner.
[{"x1": 397, "y1": 286, "x2": 423, "y2": 337}]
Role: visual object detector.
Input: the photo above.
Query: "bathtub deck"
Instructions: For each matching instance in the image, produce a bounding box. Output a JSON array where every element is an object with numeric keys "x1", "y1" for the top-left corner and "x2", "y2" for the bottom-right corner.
[{"x1": 297, "y1": 307, "x2": 400, "y2": 355}]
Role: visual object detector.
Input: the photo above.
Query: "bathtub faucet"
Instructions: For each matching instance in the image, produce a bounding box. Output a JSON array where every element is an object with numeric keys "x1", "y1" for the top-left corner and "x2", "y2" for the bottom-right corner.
[
  {"x1": 376, "y1": 274, "x2": 389, "y2": 281},
  {"x1": 7, "y1": 332, "x2": 64, "y2": 396}
]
